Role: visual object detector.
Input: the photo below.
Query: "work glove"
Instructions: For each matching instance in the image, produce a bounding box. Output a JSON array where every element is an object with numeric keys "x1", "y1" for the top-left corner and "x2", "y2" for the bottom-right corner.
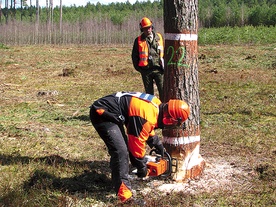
[
  {"x1": 155, "y1": 144, "x2": 165, "y2": 157},
  {"x1": 136, "y1": 166, "x2": 148, "y2": 178}
]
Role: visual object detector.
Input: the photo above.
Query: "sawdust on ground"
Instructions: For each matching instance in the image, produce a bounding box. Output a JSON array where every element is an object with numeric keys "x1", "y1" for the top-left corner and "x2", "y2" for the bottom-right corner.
[{"x1": 131, "y1": 156, "x2": 257, "y2": 196}]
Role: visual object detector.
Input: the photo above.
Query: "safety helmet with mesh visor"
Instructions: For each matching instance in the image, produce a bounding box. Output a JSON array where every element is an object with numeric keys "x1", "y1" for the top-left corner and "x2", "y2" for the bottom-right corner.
[
  {"x1": 140, "y1": 17, "x2": 152, "y2": 28},
  {"x1": 168, "y1": 100, "x2": 190, "y2": 122}
]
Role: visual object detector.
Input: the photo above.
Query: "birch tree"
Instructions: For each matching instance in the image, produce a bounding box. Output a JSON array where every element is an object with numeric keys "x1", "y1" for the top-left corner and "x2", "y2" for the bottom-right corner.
[
  {"x1": 0, "y1": 0, "x2": 2, "y2": 22},
  {"x1": 60, "y1": 0, "x2": 63, "y2": 40},
  {"x1": 35, "y1": 0, "x2": 39, "y2": 43}
]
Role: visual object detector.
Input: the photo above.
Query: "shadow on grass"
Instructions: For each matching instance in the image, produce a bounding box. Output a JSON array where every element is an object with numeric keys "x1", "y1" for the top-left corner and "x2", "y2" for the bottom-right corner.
[
  {"x1": 54, "y1": 115, "x2": 91, "y2": 122},
  {"x1": 0, "y1": 154, "x2": 114, "y2": 204},
  {"x1": 23, "y1": 168, "x2": 112, "y2": 193},
  {"x1": 70, "y1": 115, "x2": 91, "y2": 122},
  {"x1": 0, "y1": 153, "x2": 94, "y2": 167}
]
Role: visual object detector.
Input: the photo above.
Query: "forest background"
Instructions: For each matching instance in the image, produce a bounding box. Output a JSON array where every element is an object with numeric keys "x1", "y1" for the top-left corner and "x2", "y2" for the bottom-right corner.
[{"x1": 0, "y1": 0, "x2": 275, "y2": 45}]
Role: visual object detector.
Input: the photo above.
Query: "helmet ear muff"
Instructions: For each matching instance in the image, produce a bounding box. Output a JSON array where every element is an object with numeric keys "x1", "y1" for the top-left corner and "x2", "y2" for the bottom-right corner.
[
  {"x1": 163, "y1": 117, "x2": 175, "y2": 125},
  {"x1": 139, "y1": 23, "x2": 143, "y2": 32},
  {"x1": 163, "y1": 117, "x2": 182, "y2": 126}
]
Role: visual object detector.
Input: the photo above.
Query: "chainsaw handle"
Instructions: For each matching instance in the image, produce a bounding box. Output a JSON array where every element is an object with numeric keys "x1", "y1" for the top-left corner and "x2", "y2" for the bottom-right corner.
[{"x1": 149, "y1": 148, "x2": 168, "y2": 157}]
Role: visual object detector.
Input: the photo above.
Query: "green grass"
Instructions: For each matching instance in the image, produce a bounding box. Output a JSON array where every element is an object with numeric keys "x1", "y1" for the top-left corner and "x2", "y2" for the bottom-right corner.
[
  {"x1": 199, "y1": 26, "x2": 276, "y2": 45},
  {"x1": 0, "y1": 43, "x2": 275, "y2": 206}
]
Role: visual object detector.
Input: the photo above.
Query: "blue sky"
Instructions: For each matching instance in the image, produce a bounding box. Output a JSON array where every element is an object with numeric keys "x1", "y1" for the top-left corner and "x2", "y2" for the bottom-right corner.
[{"x1": 1, "y1": 0, "x2": 154, "y2": 8}]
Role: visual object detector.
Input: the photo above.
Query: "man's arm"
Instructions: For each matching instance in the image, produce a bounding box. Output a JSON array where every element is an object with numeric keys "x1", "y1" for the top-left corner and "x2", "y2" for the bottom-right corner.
[
  {"x1": 131, "y1": 38, "x2": 141, "y2": 72},
  {"x1": 146, "y1": 135, "x2": 164, "y2": 157}
]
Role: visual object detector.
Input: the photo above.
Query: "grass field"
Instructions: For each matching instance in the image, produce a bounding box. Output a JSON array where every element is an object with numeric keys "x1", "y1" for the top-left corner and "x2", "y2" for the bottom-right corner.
[{"x1": 0, "y1": 43, "x2": 275, "y2": 206}]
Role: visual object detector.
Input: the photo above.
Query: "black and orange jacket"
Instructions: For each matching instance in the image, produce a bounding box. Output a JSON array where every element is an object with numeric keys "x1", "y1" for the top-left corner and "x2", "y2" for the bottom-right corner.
[
  {"x1": 131, "y1": 31, "x2": 164, "y2": 71},
  {"x1": 91, "y1": 92, "x2": 163, "y2": 158}
]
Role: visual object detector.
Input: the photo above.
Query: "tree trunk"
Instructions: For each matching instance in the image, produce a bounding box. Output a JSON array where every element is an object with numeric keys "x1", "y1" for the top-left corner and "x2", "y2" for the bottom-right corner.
[
  {"x1": 163, "y1": 0, "x2": 205, "y2": 181},
  {"x1": 46, "y1": 0, "x2": 50, "y2": 43},
  {"x1": 60, "y1": 0, "x2": 63, "y2": 42},
  {"x1": 21, "y1": 0, "x2": 23, "y2": 21},
  {"x1": 50, "y1": 0, "x2": 53, "y2": 43},
  {"x1": 35, "y1": 0, "x2": 39, "y2": 43},
  {"x1": 0, "y1": 0, "x2": 2, "y2": 22},
  {"x1": 5, "y1": 0, "x2": 8, "y2": 24}
]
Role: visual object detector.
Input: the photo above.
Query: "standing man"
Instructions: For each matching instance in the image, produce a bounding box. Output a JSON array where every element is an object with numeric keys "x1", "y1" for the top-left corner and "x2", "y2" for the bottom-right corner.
[
  {"x1": 89, "y1": 92, "x2": 190, "y2": 203},
  {"x1": 132, "y1": 17, "x2": 165, "y2": 102}
]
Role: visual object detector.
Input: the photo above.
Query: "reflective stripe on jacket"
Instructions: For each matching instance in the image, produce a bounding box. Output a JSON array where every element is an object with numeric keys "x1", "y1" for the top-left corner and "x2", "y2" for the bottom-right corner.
[{"x1": 138, "y1": 33, "x2": 164, "y2": 67}]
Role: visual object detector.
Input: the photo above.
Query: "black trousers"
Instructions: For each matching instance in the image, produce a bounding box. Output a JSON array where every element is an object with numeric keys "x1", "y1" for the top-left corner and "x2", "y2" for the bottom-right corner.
[
  {"x1": 90, "y1": 110, "x2": 132, "y2": 195},
  {"x1": 140, "y1": 68, "x2": 164, "y2": 102}
]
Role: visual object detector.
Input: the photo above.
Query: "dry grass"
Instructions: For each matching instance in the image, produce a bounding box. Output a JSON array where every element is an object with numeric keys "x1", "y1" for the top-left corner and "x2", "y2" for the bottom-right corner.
[{"x1": 0, "y1": 44, "x2": 275, "y2": 206}]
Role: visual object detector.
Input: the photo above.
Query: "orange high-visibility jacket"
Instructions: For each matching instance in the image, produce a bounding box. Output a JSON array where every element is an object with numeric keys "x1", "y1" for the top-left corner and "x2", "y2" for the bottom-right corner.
[
  {"x1": 138, "y1": 33, "x2": 164, "y2": 67},
  {"x1": 124, "y1": 93, "x2": 161, "y2": 158},
  {"x1": 92, "y1": 92, "x2": 162, "y2": 158}
]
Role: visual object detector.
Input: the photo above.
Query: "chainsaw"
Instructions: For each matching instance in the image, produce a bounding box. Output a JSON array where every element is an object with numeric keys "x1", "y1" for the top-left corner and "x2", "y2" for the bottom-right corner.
[{"x1": 145, "y1": 149, "x2": 178, "y2": 177}]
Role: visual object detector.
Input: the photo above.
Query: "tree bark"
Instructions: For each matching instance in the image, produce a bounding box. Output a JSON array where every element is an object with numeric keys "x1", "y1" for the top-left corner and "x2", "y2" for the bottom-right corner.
[
  {"x1": 4, "y1": 0, "x2": 8, "y2": 23},
  {"x1": 163, "y1": 0, "x2": 205, "y2": 181},
  {"x1": 60, "y1": 0, "x2": 63, "y2": 42},
  {"x1": 35, "y1": 0, "x2": 39, "y2": 43},
  {"x1": 0, "y1": 0, "x2": 2, "y2": 22}
]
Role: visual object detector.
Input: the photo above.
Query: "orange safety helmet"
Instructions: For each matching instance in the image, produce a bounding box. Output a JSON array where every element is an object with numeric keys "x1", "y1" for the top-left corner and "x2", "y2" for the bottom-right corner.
[
  {"x1": 140, "y1": 17, "x2": 152, "y2": 28},
  {"x1": 163, "y1": 100, "x2": 190, "y2": 125}
]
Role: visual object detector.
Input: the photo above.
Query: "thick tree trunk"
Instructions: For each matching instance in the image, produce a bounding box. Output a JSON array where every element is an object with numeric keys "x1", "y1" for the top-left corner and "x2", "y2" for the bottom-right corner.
[{"x1": 163, "y1": 0, "x2": 205, "y2": 181}]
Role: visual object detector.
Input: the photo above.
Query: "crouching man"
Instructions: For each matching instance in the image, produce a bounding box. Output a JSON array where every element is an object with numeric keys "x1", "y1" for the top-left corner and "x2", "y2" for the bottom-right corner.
[{"x1": 89, "y1": 92, "x2": 190, "y2": 203}]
